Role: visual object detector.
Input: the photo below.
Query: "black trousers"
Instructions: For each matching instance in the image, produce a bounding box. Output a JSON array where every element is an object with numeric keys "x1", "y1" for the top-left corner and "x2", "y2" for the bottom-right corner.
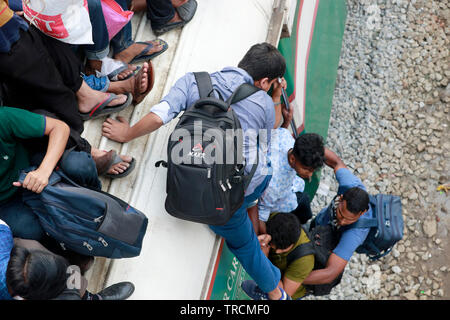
[
  {"x1": 0, "y1": 26, "x2": 91, "y2": 153},
  {"x1": 290, "y1": 192, "x2": 313, "y2": 225},
  {"x1": 146, "y1": 0, "x2": 175, "y2": 28},
  {"x1": 0, "y1": 26, "x2": 83, "y2": 133}
]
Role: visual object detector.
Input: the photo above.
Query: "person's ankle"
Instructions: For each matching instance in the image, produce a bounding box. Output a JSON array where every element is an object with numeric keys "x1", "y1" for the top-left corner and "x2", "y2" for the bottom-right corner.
[{"x1": 267, "y1": 287, "x2": 282, "y2": 300}]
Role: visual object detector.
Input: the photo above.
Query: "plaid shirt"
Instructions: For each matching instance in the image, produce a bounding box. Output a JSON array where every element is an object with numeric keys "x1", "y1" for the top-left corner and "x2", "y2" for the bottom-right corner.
[{"x1": 0, "y1": 221, "x2": 13, "y2": 300}]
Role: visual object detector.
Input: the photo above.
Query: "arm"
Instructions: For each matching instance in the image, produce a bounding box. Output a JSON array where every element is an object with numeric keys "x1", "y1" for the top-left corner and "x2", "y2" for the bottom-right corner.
[
  {"x1": 324, "y1": 148, "x2": 347, "y2": 173},
  {"x1": 271, "y1": 78, "x2": 287, "y2": 129},
  {"x1": 280, "y1": 101, "x2": 294, "y2": 129},
  {"x1": 302, "y1": 253, "x2": 347, "y2": 285},
  {"x1": 13, "y1": 117, "x2": 70, "y2": 193},
  {"x1": 102, "y1": 112, "x2": 164, "y2": 143},
  {"x1": 247, "y1": 205, "x2": 260, "y2": 235}
]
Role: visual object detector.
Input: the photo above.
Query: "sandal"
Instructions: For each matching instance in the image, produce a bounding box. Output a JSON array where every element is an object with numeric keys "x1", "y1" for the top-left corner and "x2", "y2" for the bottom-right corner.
[{"x1": 79, "y1": 93, "x2": 133, "y2": 121}]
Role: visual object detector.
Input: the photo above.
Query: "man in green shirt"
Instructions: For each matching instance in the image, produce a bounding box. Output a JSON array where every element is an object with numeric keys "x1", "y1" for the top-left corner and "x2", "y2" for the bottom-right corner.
[
  {"x1": 242, "y1": 212, "x2": 314, "y2": 300},
  {"x1": 0, "y1": 107, "x2": 70, "y2": 240}
]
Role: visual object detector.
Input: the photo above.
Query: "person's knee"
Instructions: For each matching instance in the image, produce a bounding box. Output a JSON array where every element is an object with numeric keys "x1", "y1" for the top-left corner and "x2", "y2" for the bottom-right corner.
[{"x1": 60, "y1": 151, "x2": 101, "y2": 189}]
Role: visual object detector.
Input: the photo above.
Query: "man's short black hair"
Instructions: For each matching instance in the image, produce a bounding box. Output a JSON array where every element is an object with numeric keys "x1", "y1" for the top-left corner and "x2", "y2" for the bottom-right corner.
[
  {"x1": 292, "y1": 133, "x2": 325, "y2": 170},
  {"x1": 343, "y1": 187, "x2": 370, "y2": 214},
  {"x1": 266, "y1": 213, "x2": 300, "y2": 250},
  {"x1": 238, "y1": 42, "x2": 286, "y2": 81}
]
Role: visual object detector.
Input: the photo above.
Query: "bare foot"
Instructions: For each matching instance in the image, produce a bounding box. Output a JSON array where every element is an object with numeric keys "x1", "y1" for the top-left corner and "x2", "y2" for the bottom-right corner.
[
  {"x1": 114, "y1": 40, "x2": 165, "y2": 65},
  {"x1": 77, "y1": 81, "x2": 127, "y2": 114},
  {"x1": 107, "y1": 62, "x2": 151, "y2": 102},
  {"x1": 85, "y1": 59, "x2": 137, "y2": 80},
  {"x1": 91, "y1": 148, "x2": 132, "y2": 176}
]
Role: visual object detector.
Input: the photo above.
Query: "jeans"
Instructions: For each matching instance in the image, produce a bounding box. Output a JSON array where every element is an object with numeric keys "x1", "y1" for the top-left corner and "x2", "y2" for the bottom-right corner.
[
  {"x1": 209, "y1": 175, "x2": 281, "y2": 293},
  {"x1": 84, "y1": 0, "x2": 134, "y2": 59},
  {"x1": 0, "y1": 190, "x2": 45, "y2": 240},
  {"x1": 146, "y1": 0, "x2": 175, "y2": 29}
]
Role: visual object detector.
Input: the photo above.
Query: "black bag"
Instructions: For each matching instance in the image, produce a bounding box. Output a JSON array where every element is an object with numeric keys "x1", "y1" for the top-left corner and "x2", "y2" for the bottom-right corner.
[
  {"x1": 158, "y1": 72, "x2": 261, "y2": 225},
  {"x1": 20, "y1": 168, "x2": 148, "y2": 259},
  {"x1": 286, "y1": 225, "x2": 343, "y2": 296}
]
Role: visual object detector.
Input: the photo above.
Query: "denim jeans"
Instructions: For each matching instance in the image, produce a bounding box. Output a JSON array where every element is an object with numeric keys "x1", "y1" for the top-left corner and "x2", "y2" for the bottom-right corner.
[
  {"x1": 84, "y1": 0, "x2": 110, "y2": 60},
  {"x1": 209, "y1": 175, "x2": 281, "y2": 293},
  {"x1": 84, "y1": 0, "x2": 134, "y2": 59},
  {"x1": 0, "y1": 190, "x2": 45, "y2": 240},
  {"x1": 146, "y1": 0, "x2": 175, "y2": 29}
]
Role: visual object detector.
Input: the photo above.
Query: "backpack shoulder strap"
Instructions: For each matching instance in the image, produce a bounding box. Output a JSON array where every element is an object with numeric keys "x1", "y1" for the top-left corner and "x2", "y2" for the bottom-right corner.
[
  {"x1": 345, "y1": 217, "x2": 378, "y2": 230},
  {"x1": 226, "y1": 83, "x2": 261, "y2": 105},
  {"x1": 194, "y1": 72, "x2": 214, "y2": 99},
  {"x1": 286, "y1": 241, "x2": 315, "y2": 266}
]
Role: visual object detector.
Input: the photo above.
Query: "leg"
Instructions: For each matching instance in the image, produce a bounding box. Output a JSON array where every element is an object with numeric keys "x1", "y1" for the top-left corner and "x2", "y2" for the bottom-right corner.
[
  {"x1": 112, "y1": 0, "x2": 167, "y2": 64},
  {"x1": 83, "y1": 0, "x2": 111, "y2": 70},
  {"x1": 0, "y1": 28, "x2": 84, "y2": 133},
  {"x1": 59, "y1": 150, "x2": 102, "y2": 190},
  {"x1": 291, "y1": 192, "x2": 313, "y2": 225},
  {"x1": 209, "y1": 176, "x2": 281, "y2": 293},
  {"x1": 146, "y1": 0, "x2": 176, "y2": 29},
  {"x1": 0, "y1": 191, "x2": 45, "y2": 241}
]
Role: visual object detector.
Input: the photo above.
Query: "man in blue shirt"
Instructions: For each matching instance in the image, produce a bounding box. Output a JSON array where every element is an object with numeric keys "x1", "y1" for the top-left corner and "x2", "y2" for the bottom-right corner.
[
  {"x1": 102, "y1": 43, "x2": 290, "y2": 300},
  {"x1": 302, "y1": 149, "x2": 372, "y2": 286},
  {"x1": 252, "y1": 104, "x2": 326, "y2": 234}
]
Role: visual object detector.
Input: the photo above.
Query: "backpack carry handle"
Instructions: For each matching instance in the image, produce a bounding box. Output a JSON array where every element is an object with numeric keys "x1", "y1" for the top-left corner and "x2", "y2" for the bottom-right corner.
[{"x1": 194, "y1": 97, "x2": 229, "y2": 112}]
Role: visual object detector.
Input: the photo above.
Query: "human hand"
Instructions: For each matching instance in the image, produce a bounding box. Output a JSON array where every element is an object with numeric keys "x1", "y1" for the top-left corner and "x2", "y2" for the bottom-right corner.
[
  {"x1": 102, "y1": 116, "x2": 131, "y2": 143},
  {"x1": 257, "y1": 234, "x2": 271, "y2": 247},
  {"x1": 13, "y1": 168, "x2": 50, "y2": 194},
  {"x1": 272, "y1": 77, "x2": 287, "y2": 101}
]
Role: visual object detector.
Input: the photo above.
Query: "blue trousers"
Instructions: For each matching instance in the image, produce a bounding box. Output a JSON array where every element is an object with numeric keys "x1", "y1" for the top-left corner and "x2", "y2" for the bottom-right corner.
[
  {"x1": 146, "y1": 0, "x2": 175, "y2": 29},
  {"x1": 84, "y1": 0, "x2": 134, "y2": 60},
  {"x1": 209, "y1": 176, "x2": 281, "y2": 293},
  {"x1": 0, "y1": 151, "x2": 101, "y2": 240}
]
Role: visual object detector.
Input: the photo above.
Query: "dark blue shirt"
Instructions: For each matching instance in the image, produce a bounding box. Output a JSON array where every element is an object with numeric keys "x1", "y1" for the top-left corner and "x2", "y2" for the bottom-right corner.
[{"x1": 0, "y1": 13, "x2": 28, "y2": 53}]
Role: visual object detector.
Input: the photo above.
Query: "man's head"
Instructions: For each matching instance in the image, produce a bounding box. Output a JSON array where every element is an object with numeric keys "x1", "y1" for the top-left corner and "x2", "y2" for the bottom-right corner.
[
  {"x1": 266, "y1": 213, "x2": 300, "y2": 253},
  {"x1": 335, "y1": 187, "x2": 370, "y2": 226},
  {"x1": 289, "y1": 133, "x2": 325, "y2": 179},
  {"x1": 238, "y1": 42, "x2": 286, "y2": 92}
]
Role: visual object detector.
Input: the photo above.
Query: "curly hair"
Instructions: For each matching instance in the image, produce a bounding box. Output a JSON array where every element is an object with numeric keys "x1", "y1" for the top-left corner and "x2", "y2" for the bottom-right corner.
[
  {"x1": 343, "y1": 187, "x2": 370, "y2": 214},
  {"x1": 292, "y1": 133, "x2": 325, "y2": 170},
  {"x1": 266, "y1": 213, "x2": 300, "y2": 250}
]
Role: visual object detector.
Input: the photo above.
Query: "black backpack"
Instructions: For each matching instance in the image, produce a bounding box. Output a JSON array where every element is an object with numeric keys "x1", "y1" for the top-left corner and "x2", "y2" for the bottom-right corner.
[
  {"x1": 157, "y1": 72, "x2": 261, "y2": 225},
  {"x1": 286, "y1": 193, "x2": 404, "y2": 296},
  {"x1": 286, "y1": 225, "x2": 343, "y2": 296}
]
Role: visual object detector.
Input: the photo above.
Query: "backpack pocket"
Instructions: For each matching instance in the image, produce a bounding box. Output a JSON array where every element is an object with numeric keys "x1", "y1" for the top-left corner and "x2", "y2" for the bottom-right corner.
[{"x1": 165, "y1": 163, "x2": 225, "y2": 223}]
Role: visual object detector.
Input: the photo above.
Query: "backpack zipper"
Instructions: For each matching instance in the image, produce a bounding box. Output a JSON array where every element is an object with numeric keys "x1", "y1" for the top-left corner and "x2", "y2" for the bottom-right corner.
[{"x1": 42, "y1": 199, "x2": 104, "y2": 223}]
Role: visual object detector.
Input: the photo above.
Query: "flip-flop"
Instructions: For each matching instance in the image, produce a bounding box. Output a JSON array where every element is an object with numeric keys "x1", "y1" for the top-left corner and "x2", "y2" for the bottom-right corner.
[
  {"x1": 129, "y1": 39, "x2": 169, "y2": 64},
  {"x1": 79, "y1": 92, "x2": 133, "y2": 121},
  {"x1": 133, "y1": 60, "x2": 155, "y2": 104},
  {"x1": 176, "y1": 0, "x2": 197, "y2": 23},
  {"x1": 94, "y1": 150, "x2": 117, "y2": 176},
  {"x1": 153, "y1": 21, "x2": 185, "y2": 36},
  {"x1": 104, "y1": 154, "x2": 136, "y2": 179},
  {"x1": 109, "y1": 65, "x2": 141, "y2": 81}
]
